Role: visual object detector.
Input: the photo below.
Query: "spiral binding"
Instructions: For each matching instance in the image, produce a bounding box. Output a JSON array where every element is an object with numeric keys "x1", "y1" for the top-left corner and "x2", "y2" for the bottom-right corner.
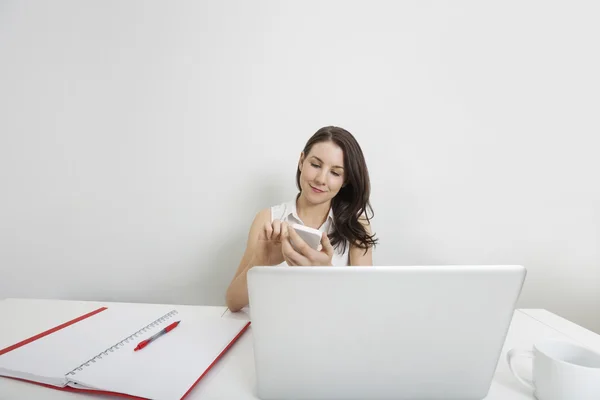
[{"x1": 66, "y1": 309, "x2": 179, "y2": 377}]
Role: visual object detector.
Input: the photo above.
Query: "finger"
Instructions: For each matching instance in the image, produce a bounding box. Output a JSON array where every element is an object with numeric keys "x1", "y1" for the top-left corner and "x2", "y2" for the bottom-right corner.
[
  {"x1": 286, "y1": 225, "x2": 312, "y2": 257},
  {"x1": 286, "y1": 250, "x2": 308, "y2": 266},
  {"x1": 283, "y1": 252, "x2": 297, "y2": 266},
  {"x1": 263, "y1": 222, "x2": 273, "y2": 240},
  {"x1": 321, "y1": 232, "x2": 334, "y2": 258},
  {"x1": 282, "y1": 233, "x2": 309, "y2": 265},
  {"x1": 281, "y1": 221, "x2": 289, "y2": 239},
  {"x1": 272, "y1": 220, "x2": 282, "y2": 241}
]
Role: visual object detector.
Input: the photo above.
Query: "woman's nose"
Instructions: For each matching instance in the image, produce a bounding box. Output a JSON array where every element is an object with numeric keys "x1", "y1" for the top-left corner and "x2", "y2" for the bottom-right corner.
[{"x1": 315, "y1": 169, "x2": 327, "y2": 184}]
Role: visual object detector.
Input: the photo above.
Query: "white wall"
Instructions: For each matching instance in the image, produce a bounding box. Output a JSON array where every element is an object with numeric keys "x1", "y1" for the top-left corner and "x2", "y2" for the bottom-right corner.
[{"x1": 1, "y1": 1, "x2": 599, "y2": 333}]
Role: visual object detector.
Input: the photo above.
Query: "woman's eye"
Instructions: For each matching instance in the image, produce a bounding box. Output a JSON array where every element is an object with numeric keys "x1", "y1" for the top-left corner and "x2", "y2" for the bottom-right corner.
[
  {"x1": 331, "y1": 171, "x2": 340, "y2": 177},
  {"x1": 311, "y1": 163, "x2": 320, "y2": 168}
]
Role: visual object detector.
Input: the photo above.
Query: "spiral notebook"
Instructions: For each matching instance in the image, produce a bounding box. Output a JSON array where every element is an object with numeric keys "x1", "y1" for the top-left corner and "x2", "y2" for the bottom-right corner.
[{"x1": 0, "y1": 306, "x2": 250, "y2": 399}]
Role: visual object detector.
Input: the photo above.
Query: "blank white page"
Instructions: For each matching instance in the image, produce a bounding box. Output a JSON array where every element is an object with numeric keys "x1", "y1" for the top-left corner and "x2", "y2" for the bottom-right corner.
[
  {"x1": 67, "y1": 310, "x2": 249, "y2": 400},
  {"x1": 0, "y1": 305, "x2": 176, "y2": 387}
]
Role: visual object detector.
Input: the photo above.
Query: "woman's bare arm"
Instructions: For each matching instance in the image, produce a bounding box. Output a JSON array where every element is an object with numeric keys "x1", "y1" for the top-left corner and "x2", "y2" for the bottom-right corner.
[{"x1": 225, "y1": 209, "x2": 270, "y2": 311}]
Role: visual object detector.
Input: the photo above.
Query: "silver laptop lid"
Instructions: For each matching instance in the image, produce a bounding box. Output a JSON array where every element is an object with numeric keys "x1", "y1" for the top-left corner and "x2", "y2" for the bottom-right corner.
[{"x1": 247, "y1": 265, "x2": 526, "y2": 400}]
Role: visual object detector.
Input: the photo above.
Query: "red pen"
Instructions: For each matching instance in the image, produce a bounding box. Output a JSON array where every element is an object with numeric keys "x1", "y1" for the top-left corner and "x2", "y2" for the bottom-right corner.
[{"x1": 134, "y1": 320, "x2": 180, "y2": 351}]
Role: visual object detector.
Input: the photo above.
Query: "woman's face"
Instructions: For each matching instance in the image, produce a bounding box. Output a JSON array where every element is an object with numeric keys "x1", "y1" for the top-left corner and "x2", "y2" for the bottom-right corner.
[{"x1": 298, "y1": 140, "x2": 346, "y2": 205}]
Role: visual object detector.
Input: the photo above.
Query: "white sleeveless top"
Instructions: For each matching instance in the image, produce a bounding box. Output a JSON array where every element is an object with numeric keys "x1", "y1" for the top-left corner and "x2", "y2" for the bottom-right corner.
[{"x1": 270, "y1": 200, "x2": 350, "y2": 266}]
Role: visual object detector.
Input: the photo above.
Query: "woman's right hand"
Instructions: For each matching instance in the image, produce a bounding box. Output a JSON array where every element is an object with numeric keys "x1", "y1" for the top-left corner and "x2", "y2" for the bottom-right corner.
[{"x1": 252, "y1": 219, "x2": 285, "y2": 266}]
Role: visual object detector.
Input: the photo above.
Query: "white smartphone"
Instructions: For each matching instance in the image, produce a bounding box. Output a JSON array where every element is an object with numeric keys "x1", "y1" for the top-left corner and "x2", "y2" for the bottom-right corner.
[{"x1": 290, "y1": 223, "x2": 322, "y2": 252}]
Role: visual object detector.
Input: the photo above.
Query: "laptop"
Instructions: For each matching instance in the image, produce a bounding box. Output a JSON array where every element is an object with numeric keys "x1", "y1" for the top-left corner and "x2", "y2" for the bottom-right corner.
[{"x1": 246, "y1": 265, "x2": 526, "y2": 400}]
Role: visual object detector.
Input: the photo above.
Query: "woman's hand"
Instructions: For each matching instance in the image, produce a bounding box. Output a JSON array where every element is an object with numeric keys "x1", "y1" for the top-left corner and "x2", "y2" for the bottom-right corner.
[
  {"x1": 253, "y1": 219, "x2": 285, "y2": 266},
  {"x1": 281, "y1": 222, "x2": 334, "y2": 266}
]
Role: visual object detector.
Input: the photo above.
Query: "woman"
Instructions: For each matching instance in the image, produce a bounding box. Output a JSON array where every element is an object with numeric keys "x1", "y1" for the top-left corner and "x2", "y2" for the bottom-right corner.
[{"x1": 225, "y1": 126, "x2": 378, "y2": 312}]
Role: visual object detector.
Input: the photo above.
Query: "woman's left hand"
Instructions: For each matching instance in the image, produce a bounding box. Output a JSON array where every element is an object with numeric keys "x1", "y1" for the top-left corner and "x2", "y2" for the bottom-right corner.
[{"x1": 281, "y1": 222, "x2": 334, "y2": 266}]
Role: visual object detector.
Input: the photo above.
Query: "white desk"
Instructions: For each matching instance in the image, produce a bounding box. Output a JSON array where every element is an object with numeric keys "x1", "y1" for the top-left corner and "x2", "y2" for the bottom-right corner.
[{"x1": 1, "y1": 298, "x2": 599, "y2": 400}]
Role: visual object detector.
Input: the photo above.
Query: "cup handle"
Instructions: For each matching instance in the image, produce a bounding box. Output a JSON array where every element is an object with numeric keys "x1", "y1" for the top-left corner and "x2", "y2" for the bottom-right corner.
[{"x1": 507, "y1": 348, "x2": 535, "y2": 391}]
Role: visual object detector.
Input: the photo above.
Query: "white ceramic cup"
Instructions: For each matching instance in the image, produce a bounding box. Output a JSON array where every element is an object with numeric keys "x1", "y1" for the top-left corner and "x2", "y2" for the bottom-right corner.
[{"x1": 507, "y1": 338, "x2": 600, "y2": 400}]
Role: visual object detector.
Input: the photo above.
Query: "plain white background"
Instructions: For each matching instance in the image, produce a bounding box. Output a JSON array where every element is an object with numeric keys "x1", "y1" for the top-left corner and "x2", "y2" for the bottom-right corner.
[{"x1": 1, "y1": 1, "x2": 598, "y2": 333}]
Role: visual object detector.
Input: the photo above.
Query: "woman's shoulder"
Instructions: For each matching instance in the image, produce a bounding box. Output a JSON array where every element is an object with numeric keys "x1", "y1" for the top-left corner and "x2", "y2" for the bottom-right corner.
[{"x1": 244, "y1": 207, "x2": 270, "y2": 235}]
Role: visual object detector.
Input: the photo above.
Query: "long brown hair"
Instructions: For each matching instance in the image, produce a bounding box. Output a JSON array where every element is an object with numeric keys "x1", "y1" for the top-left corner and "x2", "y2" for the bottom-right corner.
[{"x1": 296, "y1": 126, "x2": 378, "y2": 254}]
